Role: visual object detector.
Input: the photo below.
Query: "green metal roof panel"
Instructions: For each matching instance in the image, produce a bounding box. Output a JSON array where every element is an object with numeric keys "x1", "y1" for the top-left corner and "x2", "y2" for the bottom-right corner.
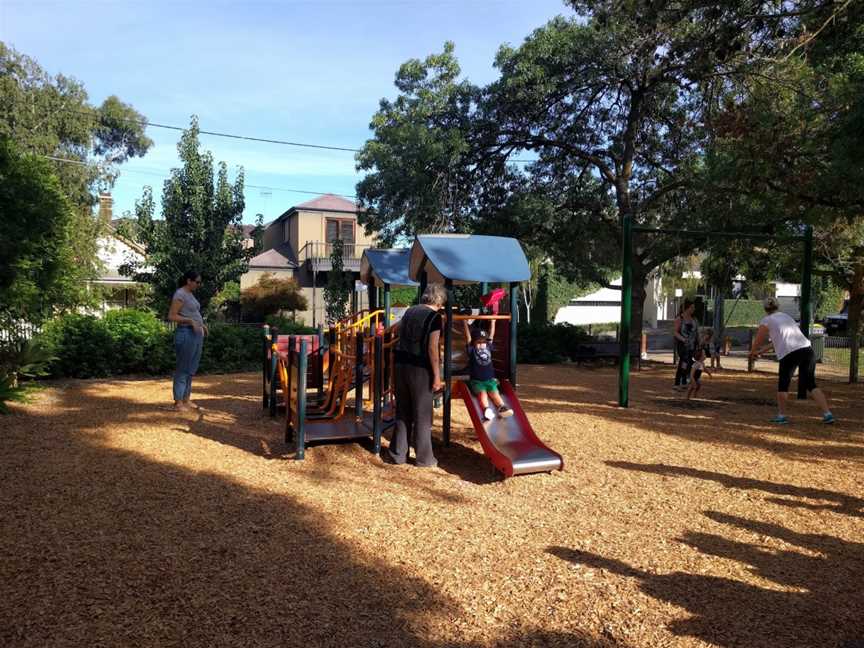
[
  {"x1": 409, "y1": 235, "x2": 531, "y2": 284},
  {"x1": 360, "y1": 248, "x2": 418, "y2": 287}
]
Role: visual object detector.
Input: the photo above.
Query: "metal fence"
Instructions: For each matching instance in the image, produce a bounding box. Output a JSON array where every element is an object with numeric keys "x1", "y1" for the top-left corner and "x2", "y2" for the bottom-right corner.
[
  {"x1": 817, "y1": 335, "x2": 862, "y2": 382},
  {"x1": 0, "y1": 320, "x2": 41, "y2": 345}
]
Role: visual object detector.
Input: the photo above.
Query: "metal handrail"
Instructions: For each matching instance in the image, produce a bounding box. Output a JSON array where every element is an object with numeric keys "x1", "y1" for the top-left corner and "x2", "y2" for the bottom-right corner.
[{"x1": 299, "y1": 240, "x2": 370, "y2": 262}]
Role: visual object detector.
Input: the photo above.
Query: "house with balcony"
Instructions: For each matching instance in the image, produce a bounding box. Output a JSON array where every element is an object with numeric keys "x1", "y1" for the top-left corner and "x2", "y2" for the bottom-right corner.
[{"x1": 240, "y1": 194, "x2": 374, "y2": 326}]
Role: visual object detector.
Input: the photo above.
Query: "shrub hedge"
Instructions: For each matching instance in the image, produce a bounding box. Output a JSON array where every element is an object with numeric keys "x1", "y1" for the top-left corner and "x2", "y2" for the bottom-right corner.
[
  {"x1": 38, "y1": 310, "x2": 267, "y2": 378},
  {"x1": 517, "y1": 322, "x2": 591, "y2": 364}
]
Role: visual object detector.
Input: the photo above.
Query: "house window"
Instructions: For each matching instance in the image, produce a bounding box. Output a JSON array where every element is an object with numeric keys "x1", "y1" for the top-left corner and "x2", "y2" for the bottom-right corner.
[{"x1": 326, "y1": 219, "x2": 354, "y2": 243}]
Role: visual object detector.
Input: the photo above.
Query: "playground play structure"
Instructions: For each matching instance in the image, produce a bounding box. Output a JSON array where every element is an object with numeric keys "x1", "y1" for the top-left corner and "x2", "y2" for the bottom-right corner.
[
  {"x1": 261, "y1": 234, "x2": 563, "y2": 477},
  {"x1": 616, "y1": 219, "x2": 815, "y2": 407}
]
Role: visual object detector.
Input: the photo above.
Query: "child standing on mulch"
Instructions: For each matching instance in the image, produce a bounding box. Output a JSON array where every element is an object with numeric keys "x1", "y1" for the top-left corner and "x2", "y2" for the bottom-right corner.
[
  {"x1": 701, "y1": 327, "x2": 722, "y2": 370},
  {"x1": 686, "y1": 349, "x2": 712, "y2": 400},
  {"x1": 462, "y1": 318, "x2": 513, "y2": 421}
]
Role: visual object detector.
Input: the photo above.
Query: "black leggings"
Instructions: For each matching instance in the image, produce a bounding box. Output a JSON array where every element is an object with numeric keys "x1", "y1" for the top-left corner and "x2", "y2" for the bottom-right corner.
[
  {"x1": 779, "y1": 347, "x2": 817, "y2": 398},
  {"x1": 674, "y1": 342, "x2": 692, "y2": 386}
]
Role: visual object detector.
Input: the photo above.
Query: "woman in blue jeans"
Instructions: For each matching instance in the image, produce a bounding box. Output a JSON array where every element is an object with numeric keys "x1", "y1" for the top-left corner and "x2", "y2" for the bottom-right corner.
[{"x1": 168, "y1": 270, "x2": 208, "y2": 411}]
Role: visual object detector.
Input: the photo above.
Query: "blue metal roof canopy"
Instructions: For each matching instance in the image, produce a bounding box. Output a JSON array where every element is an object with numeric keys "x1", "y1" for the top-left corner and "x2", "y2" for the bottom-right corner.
[
  {"x1": 408, "y1": 234, "x2": 531, "y2": 284},
  {"x1": 360, "y1": 248, "x2": 417, "y2": 288}
]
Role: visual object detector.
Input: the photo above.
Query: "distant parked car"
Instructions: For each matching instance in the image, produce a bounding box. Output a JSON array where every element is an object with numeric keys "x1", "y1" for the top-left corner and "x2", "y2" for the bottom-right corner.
[{"x1": 823, "y1": 299, "x2": 855, "y2": 336}]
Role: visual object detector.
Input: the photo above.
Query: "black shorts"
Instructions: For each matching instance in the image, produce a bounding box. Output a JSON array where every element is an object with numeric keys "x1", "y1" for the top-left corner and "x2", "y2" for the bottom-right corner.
[
  {"x1": 693, "y1": 369, "x2": 703, "y2": 384},
  {"x1": 778, "y1": 347, "x2": 817, "y2": 393}
]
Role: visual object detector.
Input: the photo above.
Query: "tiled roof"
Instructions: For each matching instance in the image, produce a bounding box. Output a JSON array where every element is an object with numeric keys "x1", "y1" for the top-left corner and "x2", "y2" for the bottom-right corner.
[
  {"x1": 294, "y1": 194, "x2": 361, "y2": 213},
  {"x1": 249, "y1": 243, "x2": 298, "y2": 269}
]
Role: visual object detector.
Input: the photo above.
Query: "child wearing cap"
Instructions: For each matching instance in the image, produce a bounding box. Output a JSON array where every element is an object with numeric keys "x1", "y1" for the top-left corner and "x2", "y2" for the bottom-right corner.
[{"x1": 462, "y1": 318, "x2": 513, "y2": 421}]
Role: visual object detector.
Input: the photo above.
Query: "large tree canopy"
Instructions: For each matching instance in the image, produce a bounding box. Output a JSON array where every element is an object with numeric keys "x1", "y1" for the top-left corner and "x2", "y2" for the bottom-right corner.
[
  {"x1": 0, "y1": 42, "x2": 152, "y2": 209},
  {"x1": 0, "y1": 42, "x2": 152, "y2": 314},
  {"x1": 123, "y1": 118, "x2": 248, "y2": 312},
  {"x1": 355, "y1": 42, "x2": 481, "y2": 246},
  {"x1": 356, "y1": 1, "x2": 862, "y2": 335}
]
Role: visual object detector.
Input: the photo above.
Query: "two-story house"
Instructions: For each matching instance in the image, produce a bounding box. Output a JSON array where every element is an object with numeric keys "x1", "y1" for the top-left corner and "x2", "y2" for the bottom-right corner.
[{"x1": 241, "y1": 194, "x2": 375, "y2": 326}]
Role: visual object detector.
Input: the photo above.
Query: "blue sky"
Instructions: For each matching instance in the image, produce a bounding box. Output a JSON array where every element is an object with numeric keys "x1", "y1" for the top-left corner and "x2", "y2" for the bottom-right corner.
[{"x1": 1, "y1": 0, "x2": 570, "y2": 223}]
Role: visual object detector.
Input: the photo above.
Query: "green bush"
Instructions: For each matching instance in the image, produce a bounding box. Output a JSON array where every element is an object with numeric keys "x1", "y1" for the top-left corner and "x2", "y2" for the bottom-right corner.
[
  {"x1": 388, "y1": 286, "x2": 418, "y2": 307},
  {"x1": 103, "y1": 309, "x2": 173, "y2": 375},
  {"x1": 40, "y1": 314, "x2": 116, "y2": 378},
  {"x1": 34, "y1": 311, "x2": 304, "y2": 378},
  {"x1": 198, "y1": 324, "x2": 262, "y2": 374},
  {"x1": 264, "y1": 315, "x2": 317, "y2": 335},
  {"x1": 517, "y1": 322, "x2": 591, "y2": 364}
]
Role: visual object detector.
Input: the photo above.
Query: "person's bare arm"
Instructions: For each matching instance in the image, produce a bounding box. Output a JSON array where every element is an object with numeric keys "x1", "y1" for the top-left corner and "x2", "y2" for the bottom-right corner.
[
  {"x1": 489, "y1": 318, "x2": 496, "y2": 341},
  {"x1": 674, "y1": 317, "x2": 685, "y2": 342},
  {"x1": 462, "y1": 319, "x2": 471, "y2": 345},
  {"x1": 749, "y1": 325, "x2": 770, "y2": 358},
  {"x1": 428, "y1": 329, "x2": 443, "y2": 391}
]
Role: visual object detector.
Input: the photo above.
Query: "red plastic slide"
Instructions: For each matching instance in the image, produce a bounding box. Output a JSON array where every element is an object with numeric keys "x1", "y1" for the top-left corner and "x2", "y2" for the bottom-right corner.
[{"x1": 455, "y1": 379, "x2": 563, "y2": 477}]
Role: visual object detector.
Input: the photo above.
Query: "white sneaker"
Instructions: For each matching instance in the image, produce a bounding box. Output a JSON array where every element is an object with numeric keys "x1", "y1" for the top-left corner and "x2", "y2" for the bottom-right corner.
[{"x1": 483, "y1": 407, "x2": 496, "y2": 421}]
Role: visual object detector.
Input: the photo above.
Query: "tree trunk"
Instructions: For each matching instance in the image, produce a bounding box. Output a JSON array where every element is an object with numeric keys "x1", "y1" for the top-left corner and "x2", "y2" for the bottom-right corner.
[
  {"x1": 630, "y1": 272, "x2": 648, "y2": 347},
  {"x1": 847, "y1": 288, "x2": 863, "y2": 384}
]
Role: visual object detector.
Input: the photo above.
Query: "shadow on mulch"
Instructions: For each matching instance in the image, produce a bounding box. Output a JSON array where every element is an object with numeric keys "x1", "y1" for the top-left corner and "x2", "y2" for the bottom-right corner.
[
  {"x1": 434, "y1": 438, "x2": 503, "y2": 485},
  {"x1": 517, "y1": 369, "x2": 864, "y2": 464},
  {"x1": 605, "y1": 462, "x2": 864, "y2": 518},
  {"x1": 549, "y1": 509, "x2": 864, "y2": 648},
  {"x1": 1, "y1": 408, "x2": 624, "y2": 648}
]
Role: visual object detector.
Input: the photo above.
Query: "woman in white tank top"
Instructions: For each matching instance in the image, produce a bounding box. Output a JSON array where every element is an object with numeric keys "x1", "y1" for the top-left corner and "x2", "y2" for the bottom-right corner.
[{"x1": 749, "y1": 297, "x2": 833, "y2": 425}]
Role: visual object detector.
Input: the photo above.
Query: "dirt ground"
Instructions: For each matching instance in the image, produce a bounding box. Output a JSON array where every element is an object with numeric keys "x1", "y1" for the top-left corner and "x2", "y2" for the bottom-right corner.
[{"x1": 1, "y1": 363, "x2": 862, "y2": 648}]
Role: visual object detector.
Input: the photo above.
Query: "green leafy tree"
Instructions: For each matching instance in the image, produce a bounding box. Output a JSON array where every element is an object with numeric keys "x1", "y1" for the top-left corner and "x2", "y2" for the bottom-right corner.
[
  {"x1": 123, "y1": 117, "x2": 249, "y2": 312},
  {"x1": 240, "y1": 273, "x2": 308, "y2": 322},
  {"x1": 699, "y1": 1, "x2": 864, "y2": 379},
  {"x1": 324, "y1": 239, "x2": 352, "y2": 324},
  {"x1": 211, "y1": 281, "x2": 241, "y2": 322},
  {"x1": 0, "y1": 138, "x2": 79, "y2": 318},
  {"x1": 356, "y1": 42, "x2": 480, "y2": 245},
  {"x1": 474, "y1": 2, "x2": 806, "y2": 340},
  {"x1": 357, "y1": 5, "x2": 804, "y2": 339},
  {"x1": 0, "y1": 43, "x2": 152, "y2": 312},
  {"x1": 251, "y1": 213, "x2": 265, "y2": 255}
]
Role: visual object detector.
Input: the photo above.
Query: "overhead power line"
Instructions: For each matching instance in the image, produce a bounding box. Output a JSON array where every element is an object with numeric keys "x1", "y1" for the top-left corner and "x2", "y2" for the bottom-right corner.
[
  {"x1": 40, "y1": 154, "x2": 356, "y2": 199},
  {"x1": 62, "y1": 106, "x2": 535, "y2": 162}
]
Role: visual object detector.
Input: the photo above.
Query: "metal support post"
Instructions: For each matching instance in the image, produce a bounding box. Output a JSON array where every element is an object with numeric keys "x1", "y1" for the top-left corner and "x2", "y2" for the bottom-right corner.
[
  {"x1": 801, "y1": 224, "x2": 814, "y2": 338},
  {"x1": 262, "y1": 324, "x2": 270, "y2": 408},
  {"x1": 269, "y1": 326, "x2": 279, "y2": 416},
  {"x1": 295, "y1": 339, "x2": 308, "y2": 460},
  {"x1": 509, "y1": 282, "x2": 519, "y2": 386},
  {"x1": 443, "y1": 279, "x2": 453, "y2": 446},
  {"x1": 419, "y1": 271, "x2": 428, "y2": 302},
  {"x1": 384, "y1": 283, "x2": 391, "y2": 326},
  {"x1": 355, "y1": 333, "x2": 364, "y2": 419},
  {"x1": 372, "y1": 335, "x2": 383, "y2": 454}
]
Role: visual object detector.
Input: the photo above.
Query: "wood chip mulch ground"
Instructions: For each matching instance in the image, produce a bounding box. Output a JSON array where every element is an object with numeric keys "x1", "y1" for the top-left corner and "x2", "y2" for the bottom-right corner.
[{"x1": 1, "y1": 364, "x2": 862, "y2": 648}]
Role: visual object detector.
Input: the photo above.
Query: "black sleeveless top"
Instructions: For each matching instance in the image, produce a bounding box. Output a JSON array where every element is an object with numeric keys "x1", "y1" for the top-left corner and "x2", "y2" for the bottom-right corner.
[{"x1": 395, "y1": 305, "x2": 442, "y2": 370}]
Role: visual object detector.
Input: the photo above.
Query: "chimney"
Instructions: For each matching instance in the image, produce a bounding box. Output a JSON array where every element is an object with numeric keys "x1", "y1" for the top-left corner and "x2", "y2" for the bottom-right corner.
[{"x1": 99, "y1": 193, "x2": 113, "y2": 223}]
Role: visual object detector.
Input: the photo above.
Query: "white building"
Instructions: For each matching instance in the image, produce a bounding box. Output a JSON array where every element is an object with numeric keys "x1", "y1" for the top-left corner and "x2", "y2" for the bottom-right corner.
[
  {"x1": 554, "y1": 280, "x2": 623, "y2": 326},
  {"x1": 92, "y1": 195, "x2": 148, "y2": 312},
  {"x1": 554, "y1": 275, "x2": 674, "y2": 327}
]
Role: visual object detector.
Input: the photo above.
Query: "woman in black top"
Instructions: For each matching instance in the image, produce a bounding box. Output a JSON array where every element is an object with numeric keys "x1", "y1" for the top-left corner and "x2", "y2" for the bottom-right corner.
[
  {"x1": 673, "y1": 299, "x2": 699, "y2": 389},
  {"x1": 386, "y1": 284, "x2": 447, "y2": 467}
]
